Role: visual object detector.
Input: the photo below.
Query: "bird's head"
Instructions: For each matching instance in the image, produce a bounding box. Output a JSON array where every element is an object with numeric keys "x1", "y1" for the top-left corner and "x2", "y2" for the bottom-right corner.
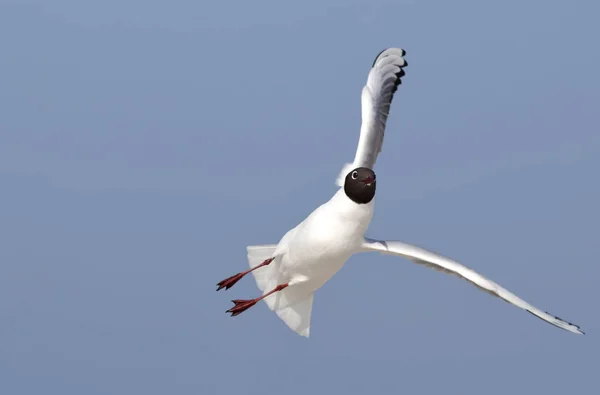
[{"x1": 344, "y1": 167, "x2": 376, "y2": 204}]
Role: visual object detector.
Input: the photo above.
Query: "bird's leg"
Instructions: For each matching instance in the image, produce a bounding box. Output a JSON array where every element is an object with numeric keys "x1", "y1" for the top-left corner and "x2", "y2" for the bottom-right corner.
[
  {"x1": 216, "y1": 258, "x2": 274, "y2": 291},
  {"x1": 226, "y1": 283, "x2": 289, "y2": 317}
]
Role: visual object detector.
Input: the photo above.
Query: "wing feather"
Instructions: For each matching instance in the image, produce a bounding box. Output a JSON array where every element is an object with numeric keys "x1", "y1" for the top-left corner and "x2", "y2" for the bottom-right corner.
[
  {"x1": 336, "y1": 48, "x2": 407, "y2": 186},
  {"x1": 361, "y1": 237, "x2": 584, "y2": 335}
]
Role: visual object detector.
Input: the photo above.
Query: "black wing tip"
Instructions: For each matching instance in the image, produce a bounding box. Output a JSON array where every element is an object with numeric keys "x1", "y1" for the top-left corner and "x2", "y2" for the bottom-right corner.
[
  {"x1": 370, "y1": 47, "x2": 408, "y2": 102},
  {"x1": 372, "y1": 47, "x2": 407, "y2": 67},
  {"x1": 526, "y1": 309, "x2": 585, "y2": 335},
  {"x1": 392, "y1": 68, "x2": 406, "y2": 91},
  {"x1": 545, "y1": 311, "x2": 585, "y2": 335}
]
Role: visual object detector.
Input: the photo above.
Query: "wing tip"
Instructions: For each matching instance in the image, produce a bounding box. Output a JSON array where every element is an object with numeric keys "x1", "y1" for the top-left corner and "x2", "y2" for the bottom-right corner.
[
  {"x1": 372, "y1": 47, "x2": 407, "y2": 67},
  {"x1": 526, "y1": 309, "x2": 585, "y2": 335},
  {"x1": 547, "y1": 311, "x2": 585, "y2": 335},
  {"x1": 370, "y1": 47, "x2": 408, "y2": 96}
]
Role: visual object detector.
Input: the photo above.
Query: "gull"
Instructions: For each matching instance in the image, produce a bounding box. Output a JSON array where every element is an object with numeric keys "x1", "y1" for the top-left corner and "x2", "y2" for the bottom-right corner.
[{"x1": 216, "y1": 48, "x2": 583, "y2": 337}]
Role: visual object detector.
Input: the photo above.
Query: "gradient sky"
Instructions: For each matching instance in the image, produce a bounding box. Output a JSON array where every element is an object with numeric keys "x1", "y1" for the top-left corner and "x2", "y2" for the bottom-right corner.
[{"x1": 1, "y1": 1, "x2": 599, "y2": 394}]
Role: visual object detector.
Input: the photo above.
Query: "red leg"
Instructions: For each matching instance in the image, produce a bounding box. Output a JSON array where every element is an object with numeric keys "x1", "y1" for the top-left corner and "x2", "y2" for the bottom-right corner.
[
  {"x1": 226, "y1": 283, "x2": 289, "y2": 317},
  {"x1": 216, "y1": 258, "x2": 274, "y2": 291}
]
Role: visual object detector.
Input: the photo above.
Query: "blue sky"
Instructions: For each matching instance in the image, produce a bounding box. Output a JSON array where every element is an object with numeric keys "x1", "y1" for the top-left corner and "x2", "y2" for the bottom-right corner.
[{"x1": 1, "y1": 1, "x2": 598, "y2": 394}]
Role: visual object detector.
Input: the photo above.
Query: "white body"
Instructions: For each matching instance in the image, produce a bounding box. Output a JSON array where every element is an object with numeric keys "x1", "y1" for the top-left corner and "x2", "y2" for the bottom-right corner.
[
  {"x1": 247, "y1": 190, "x2": 373, "y2": 337},
  {"x1": 242, "y1": 48, "x2": 583, "y2": 337},
  {"x1": 279, "y1": 189, "x2": 373, "y2": 292}
]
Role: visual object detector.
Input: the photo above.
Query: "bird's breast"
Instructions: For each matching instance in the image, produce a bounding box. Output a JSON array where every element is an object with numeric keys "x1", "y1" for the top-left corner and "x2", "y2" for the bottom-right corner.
[{"x1": 280, "y1": 203, "x2": 372, "y2": 287}]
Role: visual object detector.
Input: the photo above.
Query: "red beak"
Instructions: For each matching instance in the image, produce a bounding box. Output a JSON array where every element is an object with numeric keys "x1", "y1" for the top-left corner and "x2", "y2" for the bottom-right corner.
[{"x1": 362, "y1": 176, "x2": 374, "y2": 184}]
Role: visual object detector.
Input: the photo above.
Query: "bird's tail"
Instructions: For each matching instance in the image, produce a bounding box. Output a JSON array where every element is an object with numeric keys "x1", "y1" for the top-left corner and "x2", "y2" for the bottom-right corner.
[
  {"x1": 246, "y1": 245, "x2": 315, "y2": 337},
  {"x1": 246, "y1": 244, "x2": 279, "y2": 294}
]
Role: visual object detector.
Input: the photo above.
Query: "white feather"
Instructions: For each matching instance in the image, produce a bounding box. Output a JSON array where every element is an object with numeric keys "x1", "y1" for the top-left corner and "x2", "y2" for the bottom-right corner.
[
  {"x1": 230, "y1": 48, "x2": 583, "y2": 338},
  {"x1": 335, "y1": 162, "x2": 355, "y2": 187},
  {"x1": 336, "y1": 48, "x2": 407, "y2": 186},
  {"x1": 247, "y1": 245, "x2": 277, "y2": 292},
  {"x1": 361, "y1": 238, "x2": 584, "y2": 335},
  {"x1": 247, "y1": 244, "x2": 314, "y2": 337}
]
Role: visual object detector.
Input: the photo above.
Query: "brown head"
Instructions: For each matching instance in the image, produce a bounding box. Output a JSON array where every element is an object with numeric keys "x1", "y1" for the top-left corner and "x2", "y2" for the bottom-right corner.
[{"x1": 343, "y1": 167, "x2": 376, "y2": 204}]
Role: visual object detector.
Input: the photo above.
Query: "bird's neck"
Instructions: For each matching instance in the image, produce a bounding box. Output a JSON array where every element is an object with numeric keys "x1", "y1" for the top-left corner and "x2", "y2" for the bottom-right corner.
[{"x1": 330, "y1": 188, "x2": 375, "y2": 222}]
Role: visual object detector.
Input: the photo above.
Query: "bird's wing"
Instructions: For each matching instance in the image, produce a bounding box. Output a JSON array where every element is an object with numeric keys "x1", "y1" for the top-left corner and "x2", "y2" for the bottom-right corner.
[
  {"x1": 361, "y1": 237, "x2": 584, "y2": 335},
  {"x1": 336, "y1": 48, "x2": 407, "y2": 186}
]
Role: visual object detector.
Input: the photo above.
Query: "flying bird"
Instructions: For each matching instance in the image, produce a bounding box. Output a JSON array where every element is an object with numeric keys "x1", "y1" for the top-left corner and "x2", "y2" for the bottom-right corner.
[{"x1": 216, "y1": 48, "x2": 583, "y2": 337}]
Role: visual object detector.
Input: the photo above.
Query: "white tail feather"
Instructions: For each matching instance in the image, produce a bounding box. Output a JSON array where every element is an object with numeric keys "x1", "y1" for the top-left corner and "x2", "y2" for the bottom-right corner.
[
  {"x1": 274, "y1": 294, "x2": 314, "y2": 337},
  {"x1": 246, "y1": 244, "x2": 278, "y2": 293},
  {"x1": 246, "y1": 244, "x2": 316, "y2": 337}
]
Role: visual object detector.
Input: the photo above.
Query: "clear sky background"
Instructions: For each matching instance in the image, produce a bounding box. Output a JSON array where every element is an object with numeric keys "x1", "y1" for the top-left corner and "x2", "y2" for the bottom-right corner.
[{"x1": 1, "y1": 1, "x2": 599, "y2": 394}]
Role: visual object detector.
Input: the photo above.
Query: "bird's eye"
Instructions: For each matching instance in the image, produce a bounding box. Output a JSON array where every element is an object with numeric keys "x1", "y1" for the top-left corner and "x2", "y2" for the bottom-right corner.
[{"x1": 351, "y1": 171, "x2": 358, "y2": 179}]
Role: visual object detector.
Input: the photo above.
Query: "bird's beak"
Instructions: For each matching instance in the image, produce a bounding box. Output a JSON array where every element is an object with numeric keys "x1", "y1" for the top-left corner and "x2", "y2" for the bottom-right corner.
[{"x1": 362, "y1": 176, "x2": 374, "y2": 185}]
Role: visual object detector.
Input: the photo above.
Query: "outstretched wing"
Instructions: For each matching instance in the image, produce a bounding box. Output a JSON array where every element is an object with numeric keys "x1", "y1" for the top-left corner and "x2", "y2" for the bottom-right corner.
[
  {"x1": 361, "y1": 237, "x2": 584, "y2": 335},
  {"x1": 336, "y1": 48, "x2": 407, "y2": 186}
]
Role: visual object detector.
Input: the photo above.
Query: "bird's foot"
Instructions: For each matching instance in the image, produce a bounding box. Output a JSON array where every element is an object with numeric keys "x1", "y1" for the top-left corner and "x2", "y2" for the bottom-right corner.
[
  {"x1": 216, "y1": 258, "x2": 275, "y2": 291},
  {"x1": 224, "y1": 283, "x2": 288, "y2": 317},
  {"x1": 226, "y1": 299, "x2": 258, "y2": 317},
  {"x1": 216, "y1": 272, "x2": 245, "y2": 291}
]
